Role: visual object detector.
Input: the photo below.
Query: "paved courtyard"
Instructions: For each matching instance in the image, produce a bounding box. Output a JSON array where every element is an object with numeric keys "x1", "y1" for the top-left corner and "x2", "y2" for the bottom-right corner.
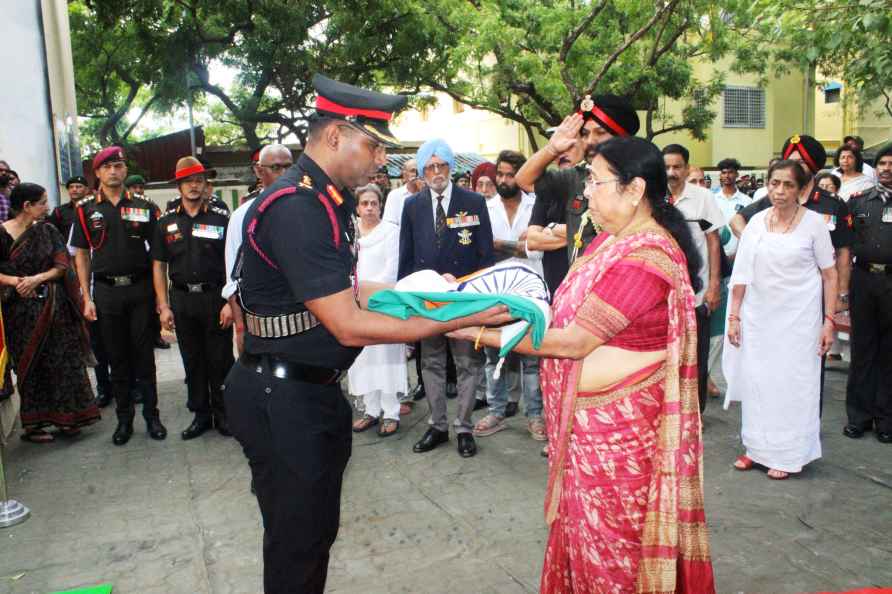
[{"x1": 1, "y1": 345, "x2": 891, "y2": 594}]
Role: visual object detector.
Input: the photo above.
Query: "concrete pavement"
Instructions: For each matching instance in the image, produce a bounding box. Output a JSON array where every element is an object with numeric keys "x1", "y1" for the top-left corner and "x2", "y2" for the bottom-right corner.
[{"x1": 1, "y1": 348, "x2": 890, "y2": 594}]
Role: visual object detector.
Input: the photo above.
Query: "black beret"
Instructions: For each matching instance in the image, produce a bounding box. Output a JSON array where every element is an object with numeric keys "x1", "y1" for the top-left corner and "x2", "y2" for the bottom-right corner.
[
  {"x1": 578, "y1": 94, "x2": 640, "y2": 137},
  {"x1": 781, "y1": 134, "x2": 826, "y2": 174},
  {"x1": 66, "y1": 175, "x2": 88, "y2": 188}
]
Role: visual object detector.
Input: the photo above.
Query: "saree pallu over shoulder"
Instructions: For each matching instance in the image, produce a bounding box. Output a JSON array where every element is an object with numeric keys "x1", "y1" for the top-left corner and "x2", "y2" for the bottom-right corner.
[{"x1": 541, "y1": 230, "x2": 714, "y2": 594}]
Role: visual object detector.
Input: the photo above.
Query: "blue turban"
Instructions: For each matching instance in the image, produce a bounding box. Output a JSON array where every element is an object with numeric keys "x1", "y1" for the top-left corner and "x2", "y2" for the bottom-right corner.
[{"x1": 416, "y1": 138, "x2": 455, "y2": 178}]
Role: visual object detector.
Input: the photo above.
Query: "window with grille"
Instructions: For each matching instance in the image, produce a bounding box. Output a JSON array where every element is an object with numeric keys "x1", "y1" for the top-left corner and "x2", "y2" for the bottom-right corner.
[
  {"x1": 723, "y1": 86, "x2": 765, "y2": 128},
  {"x1": 692, "y1": 89, "x2": 711, "y2": 113}
]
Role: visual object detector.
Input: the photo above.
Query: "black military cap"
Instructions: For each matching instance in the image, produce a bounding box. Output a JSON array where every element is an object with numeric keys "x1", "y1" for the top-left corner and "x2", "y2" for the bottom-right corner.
[
  {"x1": 781, "y1": 134, "x2": 826, "y2": 174},
  {"x1": 312, "y1": 74, "x2": 408, "y2": 148},
  {"x1": 578, "y1": 94, "x2": 640, "y2": 137},
  {"x1": 66, "y1": 175, "x2": 88, "y2": 188}
]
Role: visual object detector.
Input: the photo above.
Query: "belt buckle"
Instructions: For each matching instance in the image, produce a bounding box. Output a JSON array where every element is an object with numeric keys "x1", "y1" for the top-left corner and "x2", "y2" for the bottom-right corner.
[
  {"x1": 187, "y1": 283, "x2": 204, "y2": 293},
  {"x1": 112, "y1": 275, "x2": 132, "y2": 287},
  {"x1": 869, "y1": 264, "x2": 886, "y2": 273}
]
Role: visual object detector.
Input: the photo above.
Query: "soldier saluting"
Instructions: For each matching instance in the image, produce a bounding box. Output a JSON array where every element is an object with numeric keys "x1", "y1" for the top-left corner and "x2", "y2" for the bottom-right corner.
[{"x1": 224, "y1": 74, "x2": 512, "y2": 594}]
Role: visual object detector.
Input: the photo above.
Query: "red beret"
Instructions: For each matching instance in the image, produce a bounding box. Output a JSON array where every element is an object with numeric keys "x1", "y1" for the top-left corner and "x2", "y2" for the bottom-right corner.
[
  {"x1": 471, "y1": 162, "x2": 497, "y2": 190},
  {"x1": 92, "y1": 146, "x2": 126, "y2": 171}
]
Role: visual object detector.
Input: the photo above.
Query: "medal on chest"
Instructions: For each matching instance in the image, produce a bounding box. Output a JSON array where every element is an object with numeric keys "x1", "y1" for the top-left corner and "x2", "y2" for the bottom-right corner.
[
  {"x1": 192, "y1": 222, "x2": 224, "y2": 239},
  {"x1": 121, "y1": 207, "x2": 150, "y2": 223}
]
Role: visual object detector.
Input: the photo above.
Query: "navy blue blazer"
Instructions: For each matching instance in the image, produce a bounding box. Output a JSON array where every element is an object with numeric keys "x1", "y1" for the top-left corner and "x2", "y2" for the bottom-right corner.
[{"x1": 398, "y1": 185, "x2": 495, "y2": 280}]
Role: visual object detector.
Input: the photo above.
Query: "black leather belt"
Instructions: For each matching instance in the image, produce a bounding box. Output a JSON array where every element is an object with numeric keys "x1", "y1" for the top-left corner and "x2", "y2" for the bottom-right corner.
[
  {"x1": 238, "y1": 352, "x2": 344, "y2": 385},
  {"x1": 171, "y1": 281, "x2": 221, "y2": 294},
  {"x1": 857, "y1": 262, "x2": 892, "y2": 274},
  {"x1": 95, "y1": 273, "x2": 147, "y2": 287}
]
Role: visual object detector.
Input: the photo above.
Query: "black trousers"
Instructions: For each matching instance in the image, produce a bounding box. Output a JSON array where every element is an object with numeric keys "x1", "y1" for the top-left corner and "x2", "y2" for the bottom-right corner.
[
  {"x1": 170, "y1": 289, "x2": 233, "y2": 420},
  {"x1": 846, "y1": 267, "x2": 892, "y2": 433},
  {"x1": 224, "y1": 358, "x2": 352, "y2": 594},
  {"x1": 695, "y1": 304, "x2": 710, "y2": 413},
  {"x1": 93, "y1": 278, "x2": 158, "y2": 422}
]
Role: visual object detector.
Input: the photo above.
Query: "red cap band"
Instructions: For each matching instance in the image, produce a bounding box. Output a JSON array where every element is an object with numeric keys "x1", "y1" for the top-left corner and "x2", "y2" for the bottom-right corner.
[
  {"x1": 784, "y1": 142, "x2": 818, "y2": 174},
  {"x1": 587, "y1": 105, "x2": 629, "y2": 137},
  {"x1": 316, "y1": 96, "x2": 392, "y2": 122},
  {"x1": 175, "y1": 164, "x2": 206, "y2": 180}
]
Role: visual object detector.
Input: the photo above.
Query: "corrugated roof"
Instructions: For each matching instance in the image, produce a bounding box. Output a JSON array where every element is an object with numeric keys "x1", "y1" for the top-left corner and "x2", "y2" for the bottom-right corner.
[{"x1": 385, "y1": 152, "x2": 490, "y2": 178}]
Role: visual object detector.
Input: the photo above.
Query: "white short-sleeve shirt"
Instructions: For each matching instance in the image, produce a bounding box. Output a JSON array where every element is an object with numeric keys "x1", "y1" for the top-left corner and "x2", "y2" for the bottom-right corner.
[{"x1": 673, "y1": 182, "x2": 724, "y2": 305}]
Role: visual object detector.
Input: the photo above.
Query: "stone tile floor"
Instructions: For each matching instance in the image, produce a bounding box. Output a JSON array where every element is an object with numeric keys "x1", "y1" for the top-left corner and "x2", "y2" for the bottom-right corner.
[{"x1": 1, "y1": 347, "x2": 890, "y2": 594}]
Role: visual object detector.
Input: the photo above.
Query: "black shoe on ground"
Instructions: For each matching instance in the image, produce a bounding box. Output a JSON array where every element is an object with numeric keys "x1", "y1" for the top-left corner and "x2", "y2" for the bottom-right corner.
[
  {"x1": 843, "y1": 423, "x2": 871, "y2": 439},
  {"x1": 413, "y1": 427, "x2": 449, "y2": 453},
  {"x1": 457, "y1": 433, "x2": 477, "y2": 458},
  {"x1": 147, "y1": 417, "x2": 168, "y2": 440},
  {"x1": 410, "y1": 384, "x2": 426, "y2": 401},
  {"x1": 181, "y1": 417, "x2": 212, "y2": 440},
  {"x1": 473, "y1": 399, "x2": 487, "y2": 411},
  {"x1": 445, "y1": 382, "x2": 458, "y2": 399},
  {"x1": 214, "y1": 414, "x2": 232, "y2": 437},
  {"x1": 155, "y1": 337, "x2": 171, "y2": 349},
  {"x1": 505, "y1": 402, "x2": 519, "y2": 418},
  {"x1": 95, "y1": 389, "x2": 113, "y2": 408},
  {"x1": 878, "y1": 431, "x2": 892, "y2": 444},
  {"x1": 112, "y1": 421, "x2": 133, "y2": 446}
]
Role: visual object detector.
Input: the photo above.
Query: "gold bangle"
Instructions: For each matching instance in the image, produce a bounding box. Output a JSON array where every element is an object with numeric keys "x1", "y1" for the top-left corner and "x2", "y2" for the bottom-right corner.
[{"x1": 474, "y1": 327, "x2": 486, "y2": 351}]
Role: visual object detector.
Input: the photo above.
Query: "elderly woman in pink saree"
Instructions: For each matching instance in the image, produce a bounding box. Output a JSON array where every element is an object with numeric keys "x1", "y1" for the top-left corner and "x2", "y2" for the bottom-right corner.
[{"x1": 451, "y1": 135, "x2": 715, "y2": 593}]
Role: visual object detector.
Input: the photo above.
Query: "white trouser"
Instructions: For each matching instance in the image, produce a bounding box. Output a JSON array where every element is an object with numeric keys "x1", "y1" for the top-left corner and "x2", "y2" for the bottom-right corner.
[{"x1": 362, "y1": 390, "x2": 401, "y2": 421}]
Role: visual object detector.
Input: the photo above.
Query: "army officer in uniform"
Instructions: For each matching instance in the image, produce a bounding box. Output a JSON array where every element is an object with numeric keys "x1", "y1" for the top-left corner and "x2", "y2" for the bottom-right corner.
[
  {"x1": 153, "y1": 156, "x2": 234, "y2": 440},
  {"x1": 224, "y1": 74, "x2": 513, "y2": 594},
  {"x1": 71, "y1": 146, "x2": 167, "y2": 445}
]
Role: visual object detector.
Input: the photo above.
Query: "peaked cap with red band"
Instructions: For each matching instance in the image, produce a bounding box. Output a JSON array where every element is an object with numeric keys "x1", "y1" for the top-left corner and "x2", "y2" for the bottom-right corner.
[
  {"x1": 171, "y1": 156, "x2": 215, "y2": 183},
  {"x1": 312, "y1": 73, "x2": 407, "y2": 149},
  {"x1": 92, "y1": 146, "x2": 126, "y2": 171},
  {"x1": 578, "y1": 94, "x2": 640, "y2": 137},
  {"x1": 781, "y1": 134, "x2": 826, "y2": 174}
]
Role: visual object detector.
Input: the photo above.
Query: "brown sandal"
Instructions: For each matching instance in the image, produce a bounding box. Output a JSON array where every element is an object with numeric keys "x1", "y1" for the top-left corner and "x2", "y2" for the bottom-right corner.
[
  {"x1": 378, "y1": 419, "x2": 399, "y2": 437},
  {"x1": 733, "y1": 455, "x2": 754, "y2": 471},
  {"x1": 352, "y1": 415, "x2": 379, "y2": 433}
]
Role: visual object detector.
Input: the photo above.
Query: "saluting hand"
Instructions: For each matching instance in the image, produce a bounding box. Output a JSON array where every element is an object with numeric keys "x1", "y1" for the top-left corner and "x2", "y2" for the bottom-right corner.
[{"x1": 547, "y1": 113, "x2": 584, "y2": 156}]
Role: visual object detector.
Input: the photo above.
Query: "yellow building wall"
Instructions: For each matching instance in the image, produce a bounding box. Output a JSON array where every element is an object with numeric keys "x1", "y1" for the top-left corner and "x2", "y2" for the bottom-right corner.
[{"x1": 393, "y1": 60, "x2": 811, "y2": 172}]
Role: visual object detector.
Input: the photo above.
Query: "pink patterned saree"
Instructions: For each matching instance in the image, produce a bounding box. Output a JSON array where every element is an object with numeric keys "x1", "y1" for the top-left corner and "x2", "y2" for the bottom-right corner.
[{"x1": 540, "y1": 230, "x2": 715, "y2": 594}]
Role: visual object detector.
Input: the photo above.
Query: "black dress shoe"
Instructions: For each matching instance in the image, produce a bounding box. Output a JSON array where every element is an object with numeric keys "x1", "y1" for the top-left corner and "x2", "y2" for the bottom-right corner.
[
  {"x1": 112, "y1": 421, "x2": 133, "y2": 446},
  {"x1": 843, "y1": 423, "x2": 871, "y2": 439},
  {"x1": 457, "y1": 433, "x2": 477, "y2": 458},
  {"x1": 181, "y1": 417, "x2": 211, "y2": 440},
  {"x1": 410, "y1": 384, "x2": 426, "y2": 402},
  {"x1": 473, "y1": 399, "x2": 487, "y2": 411},
  {"x1": 147, "y1": 417, "x2": 168, "y2": 440},
  {"x1": 413, "y1": 427, "x2": 449, "y2": 453},
  {"x1": 214, "y1": 415, "x2": 232, "y2": 437},
  {"x1": 877, "y1": 431, "x2": 892, "y2": 444},
  {"x1": 505, "y1": 402, "x2": 519, "y2": 418}
]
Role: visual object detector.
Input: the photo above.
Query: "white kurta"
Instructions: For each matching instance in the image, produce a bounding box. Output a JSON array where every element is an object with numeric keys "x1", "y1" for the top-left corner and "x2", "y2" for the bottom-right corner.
[
  {"x1": 348, "y1": 221, "x2": 408, "y2": 397},
  {"x1": 722, "y1": 208, "x2": 835, "y2": 472}
]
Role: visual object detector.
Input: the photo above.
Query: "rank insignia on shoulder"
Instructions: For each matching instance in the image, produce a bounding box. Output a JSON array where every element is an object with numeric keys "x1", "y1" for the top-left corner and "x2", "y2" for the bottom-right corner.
[
  {"x1": 326, "y1": 184, "x2": 344, "y2": 206},
  {"x1": 300, "y1": 175, "x2": 314, "y2": 189},
  {"x1": 210, "y1": 206, "x2": 230, "y2": 217},
  {"x1": 812, "y1": 191, "x2": 820, "y2": 202}
]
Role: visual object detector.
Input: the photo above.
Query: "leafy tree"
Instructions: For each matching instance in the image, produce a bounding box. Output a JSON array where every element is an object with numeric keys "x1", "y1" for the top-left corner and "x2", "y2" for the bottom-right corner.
[
  {"x1": 413, "y1": 0, "x2": 751, "y2": 148},
  {"x1": 746, "y1": 0, "x2": 892, "y2": 120}
]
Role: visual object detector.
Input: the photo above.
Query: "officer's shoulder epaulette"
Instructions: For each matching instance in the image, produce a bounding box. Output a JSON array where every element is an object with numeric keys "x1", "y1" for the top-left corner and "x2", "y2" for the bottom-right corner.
[
  {"x1": 78, "y1": 196, "x2": 96, "y2": 207},
  {"x1": 210, "y1": 205, "x2": 230, "y2": 217}
]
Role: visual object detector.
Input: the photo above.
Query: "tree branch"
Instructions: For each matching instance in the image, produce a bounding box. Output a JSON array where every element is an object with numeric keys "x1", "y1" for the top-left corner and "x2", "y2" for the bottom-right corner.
[
  {"x1": 121, "y1": 92, "x2": 161, "y2": 141},
  {"x1": 584, "y1": 0, "x2": 681, "y2": 96},
  {"x1": 559, "y1": 0, "x2": 609, "y2": 98}
]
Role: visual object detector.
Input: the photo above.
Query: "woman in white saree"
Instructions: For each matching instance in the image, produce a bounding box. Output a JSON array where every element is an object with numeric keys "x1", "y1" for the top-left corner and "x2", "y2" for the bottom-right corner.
[
  {"x1": 723, "y1": 160, "x2": 838, "y2": 479},
  {"x1": 348, "y1": 184, "x2": 407, "y2": 436}
]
